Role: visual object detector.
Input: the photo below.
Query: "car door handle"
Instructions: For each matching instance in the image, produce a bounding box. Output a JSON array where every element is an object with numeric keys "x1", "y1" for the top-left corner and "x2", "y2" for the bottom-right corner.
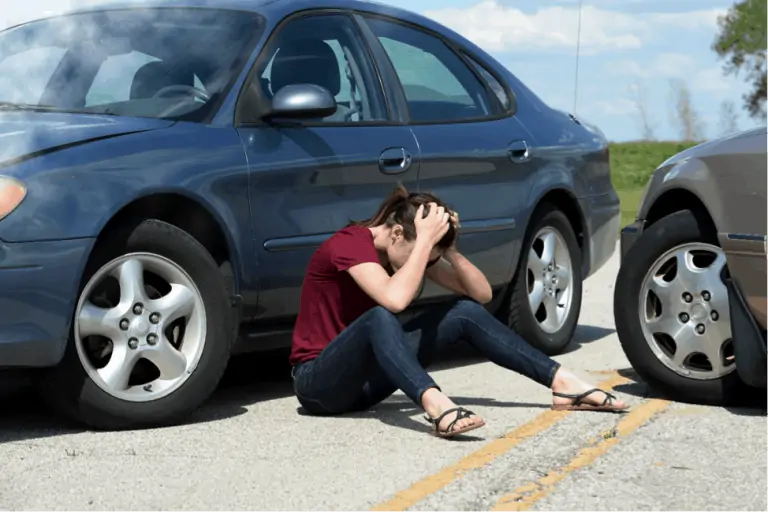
[
  {"x1": 507, "y1": 140, "x2": 531, "y2": 164},
  {"x1": 379, "y1": 147, "x2": 412, "y2": 175}
]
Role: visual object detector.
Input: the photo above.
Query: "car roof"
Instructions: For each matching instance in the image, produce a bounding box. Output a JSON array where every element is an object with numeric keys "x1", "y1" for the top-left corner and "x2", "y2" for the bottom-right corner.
[
  {"x1": 19, "y1": 0, "x2": 490, "y2": 64},
  {"x1": 60, "y1": 0, "x2": 440, "y2": 30},
  {"x1": 13, "y1": 0, "x2": 469, "y2": 54}
]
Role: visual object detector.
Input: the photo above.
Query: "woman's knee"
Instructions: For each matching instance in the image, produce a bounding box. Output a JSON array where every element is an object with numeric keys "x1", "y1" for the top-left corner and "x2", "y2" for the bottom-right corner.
[
  {"x1": 366, "y1": 305, "x2": 401, "y2": 327},
  {"x1": 451, "y1": 298, "x2": 488, "y2": 317}
]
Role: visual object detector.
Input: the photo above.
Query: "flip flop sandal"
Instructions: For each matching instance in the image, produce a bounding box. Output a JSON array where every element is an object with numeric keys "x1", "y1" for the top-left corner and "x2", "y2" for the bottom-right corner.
[
  {"x1": 424, "y1": 407, "x2": 486, "y2": 438},
  {"x1": 551, "y1": 388, "x2": 629, "y2": 412}
]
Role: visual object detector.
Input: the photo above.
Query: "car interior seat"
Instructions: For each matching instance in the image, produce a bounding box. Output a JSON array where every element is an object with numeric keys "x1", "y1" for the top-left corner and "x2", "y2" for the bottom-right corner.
[{"x1": 130, "y1": 61, "x2": 196, "y2": 100}]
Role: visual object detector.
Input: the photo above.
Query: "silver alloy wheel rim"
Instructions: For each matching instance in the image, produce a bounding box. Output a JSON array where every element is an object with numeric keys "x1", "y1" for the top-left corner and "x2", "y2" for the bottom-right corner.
[
  {"x1": 639, "y1": 243, "x2": 735, "y2": 380},
  {"x1": 526, "y1": 227, "x2": 574, "y2": 334},
  {"x1": 74, "y1": 253, "x2": 207, "y2": 402}
]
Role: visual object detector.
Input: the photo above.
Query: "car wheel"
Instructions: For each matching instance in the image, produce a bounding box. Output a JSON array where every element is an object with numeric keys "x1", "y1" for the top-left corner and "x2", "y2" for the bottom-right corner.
[
  {"x1": 40, "y1": 219, "x2": 235, "y2": 429},
  {"x1": 614, "y1": 210, "x2": 746, "y2": 405},
  {"x1": 506, "y1": 203, "x2": 583, "y2": 355}
]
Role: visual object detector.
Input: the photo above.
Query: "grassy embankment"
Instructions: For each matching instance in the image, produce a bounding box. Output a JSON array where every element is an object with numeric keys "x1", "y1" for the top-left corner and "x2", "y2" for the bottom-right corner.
[{"x1": 609, "y1": 141, "x2": 699, "y2": 229}]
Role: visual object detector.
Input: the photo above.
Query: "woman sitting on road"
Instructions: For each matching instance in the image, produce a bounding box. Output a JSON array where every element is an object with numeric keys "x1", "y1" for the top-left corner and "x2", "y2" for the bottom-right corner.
[{"x1": 290, "y1": 186, "x2": 628, "y2": 438}]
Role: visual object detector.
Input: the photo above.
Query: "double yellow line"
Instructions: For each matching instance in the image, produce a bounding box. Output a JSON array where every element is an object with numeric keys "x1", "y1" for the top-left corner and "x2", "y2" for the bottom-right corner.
[
  {"x1": 371, "y1": 371, "x2": 670, "y2": 512},
  {"x1": 491, "y1": 397, "x2": 670, "y2": 510}
]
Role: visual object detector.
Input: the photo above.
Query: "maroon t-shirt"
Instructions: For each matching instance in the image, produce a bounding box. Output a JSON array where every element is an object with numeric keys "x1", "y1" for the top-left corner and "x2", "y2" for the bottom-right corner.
[{"x1": 290, "y1": 225, "x2": 381, "y2": 366}]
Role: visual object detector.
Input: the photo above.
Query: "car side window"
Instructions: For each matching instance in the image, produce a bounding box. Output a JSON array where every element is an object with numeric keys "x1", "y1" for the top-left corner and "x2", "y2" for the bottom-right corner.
[
  {"x1": 363, "y1": 17, "x2": 494, "y2": 123},
  {"x1": 254, "y1": 14, "x2": 386, "y2": 123},
  {"x1": 464, "y1": 54, "x2": 512, "y2": 112}
]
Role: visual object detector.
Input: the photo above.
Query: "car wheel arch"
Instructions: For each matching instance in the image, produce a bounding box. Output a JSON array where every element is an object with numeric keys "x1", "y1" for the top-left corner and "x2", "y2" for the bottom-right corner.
[
  {"x1": 644, "y1": 187, "x2": 718, "y2": 237},
  {"x1": 527, "y1": 188, "x2": 587, "y2": 270},
  {"x1": 91, "y1": 192, "x2": 241, "y2": 297}
]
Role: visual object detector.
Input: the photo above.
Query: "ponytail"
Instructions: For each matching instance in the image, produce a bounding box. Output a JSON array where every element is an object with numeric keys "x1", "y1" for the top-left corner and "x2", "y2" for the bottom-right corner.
[
  {"x1": 348, "y1": 183, "x2": 409, "y2": 228},
  {"x1": 348, "y1": 183, "x2": 458, "y2": 250}
]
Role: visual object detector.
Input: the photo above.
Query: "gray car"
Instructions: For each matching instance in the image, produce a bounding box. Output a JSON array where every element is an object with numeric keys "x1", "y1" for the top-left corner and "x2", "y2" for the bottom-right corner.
[{"x1": 615, "y1": 126, "x2": 767, "y2": 405}]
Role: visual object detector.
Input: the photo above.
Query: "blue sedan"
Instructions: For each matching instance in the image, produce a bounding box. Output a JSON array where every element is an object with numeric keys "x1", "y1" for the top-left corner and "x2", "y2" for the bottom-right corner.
[{"x1": 0, "y1": 0, "x2": 620, "y2": 429}]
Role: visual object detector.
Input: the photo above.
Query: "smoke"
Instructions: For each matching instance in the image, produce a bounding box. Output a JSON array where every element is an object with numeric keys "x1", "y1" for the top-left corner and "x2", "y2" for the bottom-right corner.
[
  {"x1": 0, "y1": 1, "x2": 261, "y2": 168},
  {"x1": 2, "y1": 0, "x2": 90, "y2": 30}
]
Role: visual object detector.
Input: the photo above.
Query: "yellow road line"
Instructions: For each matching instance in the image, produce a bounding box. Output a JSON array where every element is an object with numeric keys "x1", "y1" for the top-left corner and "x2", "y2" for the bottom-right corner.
[
  {"x1": 491, "y1": 397, "x2": 671, "y2": 511},
  {"x1": 370, "y1": 373, "x2": 630, "y2": 511}
]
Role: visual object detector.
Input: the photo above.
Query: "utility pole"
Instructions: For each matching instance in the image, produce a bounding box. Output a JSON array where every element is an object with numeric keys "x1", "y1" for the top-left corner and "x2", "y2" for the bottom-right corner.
[{"x1": 573, "y1": 0, "x2": 583, "y2": 115}]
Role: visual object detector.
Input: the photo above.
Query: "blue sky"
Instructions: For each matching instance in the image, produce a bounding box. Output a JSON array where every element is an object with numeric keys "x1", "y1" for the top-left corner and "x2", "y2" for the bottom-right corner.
[{"x1": 2, "y1": 0, "x2": 764, "y2": 142}]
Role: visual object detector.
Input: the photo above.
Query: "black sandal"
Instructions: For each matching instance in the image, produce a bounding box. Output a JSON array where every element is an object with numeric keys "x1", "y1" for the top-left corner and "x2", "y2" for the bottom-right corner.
[
  {"x1": 424, "y1": 407, "x2": 486, "y2": 438},
  {"x1": 551, "y1": 388, "x2": 629, "y2": 412}
]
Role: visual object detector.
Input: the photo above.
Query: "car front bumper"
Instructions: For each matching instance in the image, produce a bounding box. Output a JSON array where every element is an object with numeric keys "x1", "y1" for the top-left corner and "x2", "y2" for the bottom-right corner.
[
  {"x1": 0, "y1": 237, "x2": 94, "y2": 368},
  {"x1": 619, "y1": 219, "x2": 646, "y2": 262}
]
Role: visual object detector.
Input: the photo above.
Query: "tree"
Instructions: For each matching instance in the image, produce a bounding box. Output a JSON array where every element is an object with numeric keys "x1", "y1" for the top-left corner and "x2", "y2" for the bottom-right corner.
[
  {"x1": 668, "y1": 79, "x2": 705, "y2": 142},
  {"x1": 712, "y1": 0, "x2": 767, "y2": 120},
  {"x1": 630, "y1": 81, "x2": 657, "y2": 140},
  {"x1": 718, "y1": 100, "x2": 740, "y2": 136}
]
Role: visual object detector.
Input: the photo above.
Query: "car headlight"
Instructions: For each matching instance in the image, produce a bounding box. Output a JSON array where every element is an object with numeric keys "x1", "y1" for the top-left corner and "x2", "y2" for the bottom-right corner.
[{"x1": 0, "y1": 176, "x2": 27, "y2": 221}]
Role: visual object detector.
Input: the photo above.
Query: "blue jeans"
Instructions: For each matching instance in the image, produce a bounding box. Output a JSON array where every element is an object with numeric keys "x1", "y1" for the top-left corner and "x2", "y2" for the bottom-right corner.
[{"x1": 292, "y1": 298, "x2": 561, "y2": 415}]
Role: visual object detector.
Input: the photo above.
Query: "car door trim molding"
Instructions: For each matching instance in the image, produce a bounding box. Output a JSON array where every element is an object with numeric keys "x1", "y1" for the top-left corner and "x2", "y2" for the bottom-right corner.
[
  {"x1": 721, "y1": 233, "x2": 767, "y2": 257},
  {"x1": 726, "y1": 233, "x2": 766, "y2": 242},
  {"x1": 459, "y1": 217, "x2": 516, "y2": 234},
  {"x1": 263, "y1": 233, "x2": 333, "y2": 252},
  {"x1": 262, "y1": 217, "x2": 516, "y2": 252}
]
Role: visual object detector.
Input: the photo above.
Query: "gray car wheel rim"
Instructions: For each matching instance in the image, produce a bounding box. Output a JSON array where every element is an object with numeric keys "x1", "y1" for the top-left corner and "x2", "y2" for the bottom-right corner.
[
  {"x1": 74, "y1": 253, "x2": 207, "y2": 403},
  {"x1": 526, "y1": 227, "x2": 574, "y2": 334},
  {"x1": 638, "y1": 242, "x2": 735, "y2": 381}
]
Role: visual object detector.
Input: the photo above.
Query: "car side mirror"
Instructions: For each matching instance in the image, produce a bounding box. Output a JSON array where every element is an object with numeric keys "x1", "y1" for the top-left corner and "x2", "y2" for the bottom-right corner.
[{"x1": 262, "y1": 84, "x2": 337, "y2": 121}]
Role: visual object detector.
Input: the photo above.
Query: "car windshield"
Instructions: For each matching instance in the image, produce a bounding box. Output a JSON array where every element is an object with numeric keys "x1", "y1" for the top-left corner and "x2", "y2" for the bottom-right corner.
[{"x1": 0, "y1": 8, "x2": 264, "y2": 121}]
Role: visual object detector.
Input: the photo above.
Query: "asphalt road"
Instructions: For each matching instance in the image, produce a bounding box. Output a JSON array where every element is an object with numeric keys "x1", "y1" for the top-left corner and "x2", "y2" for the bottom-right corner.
[{"x1": 1, "y1": 245, "x2": 766, "y2": 511}]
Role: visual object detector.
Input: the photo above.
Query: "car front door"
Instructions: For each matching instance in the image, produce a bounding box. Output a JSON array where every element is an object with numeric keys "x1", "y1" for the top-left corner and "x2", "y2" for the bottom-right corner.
[
  {"x1": 358, "y1": 15, "x2": 535, "y2": 302},
  {"x1": 235, "y1": 12, "x2": 420, "y2": 322}
]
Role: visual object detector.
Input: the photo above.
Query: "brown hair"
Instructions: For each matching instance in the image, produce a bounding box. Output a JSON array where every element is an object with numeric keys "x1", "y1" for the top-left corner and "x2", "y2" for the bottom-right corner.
[{"x1": 349, "y1": 184, "x2": 458, "y2": 250}]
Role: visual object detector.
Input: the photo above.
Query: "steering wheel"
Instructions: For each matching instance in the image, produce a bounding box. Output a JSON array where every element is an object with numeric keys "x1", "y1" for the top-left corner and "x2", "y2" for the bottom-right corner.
[{"x1": 151, "y1": 85, "x2": 210, "y2": 102}]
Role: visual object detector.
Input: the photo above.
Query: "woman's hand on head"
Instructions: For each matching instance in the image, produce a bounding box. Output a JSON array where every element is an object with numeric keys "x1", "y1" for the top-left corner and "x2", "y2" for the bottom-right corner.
[
  {"x1": 447, "y1": 209, "x2": 460, "y2": 252},
  {"x1": 414, "y1": 203, "x2": 451, "y2": 247}
]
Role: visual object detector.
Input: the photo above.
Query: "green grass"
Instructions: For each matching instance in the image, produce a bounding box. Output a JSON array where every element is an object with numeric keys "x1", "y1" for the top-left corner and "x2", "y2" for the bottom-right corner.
[
  {"x1": 609, "y1": 140, "x2": 699, "y2": 228},
  {"x1": 617, "y1": 188, "x2": 646, "y2": 228}
]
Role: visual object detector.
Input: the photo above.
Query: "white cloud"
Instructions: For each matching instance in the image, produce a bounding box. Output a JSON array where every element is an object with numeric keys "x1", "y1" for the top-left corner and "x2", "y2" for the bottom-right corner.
[
  {"x1": 424, "y1": 0, "x2": 724, "y2": 54},
  {"x1": 612, "y1": 52, "x2": 696, "y2": 79},
  {"x1": 694, "y1": 66, "x2": 731, "y2": 93},
  {"x1": 611, "y1": 52, "x2": 734, "y2": 96},
  {"x1": 590, "y1": 98, "x2": 636, "y2": 116}
]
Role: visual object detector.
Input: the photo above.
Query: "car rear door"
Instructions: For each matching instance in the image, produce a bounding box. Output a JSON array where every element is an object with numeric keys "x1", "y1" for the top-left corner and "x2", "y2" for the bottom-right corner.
[
  {"x1": 357, "y1": 14, "x2": 535, "y2": 302},
  {"x1": 235, "y1": 11, "x2": 420, "y2": 322}
]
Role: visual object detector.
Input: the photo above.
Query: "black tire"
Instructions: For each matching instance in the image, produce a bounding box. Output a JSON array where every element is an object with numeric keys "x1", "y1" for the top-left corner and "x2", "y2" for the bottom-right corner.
[
  {"x1": 505, "y1": 203, "x2": 583, "y2": 355},
  {"x1": 39, "y1": 219, "x2": 236, "y2": 430},
  {"x1": 614, "y1": 210, "x2": 747, "y2": 406}
]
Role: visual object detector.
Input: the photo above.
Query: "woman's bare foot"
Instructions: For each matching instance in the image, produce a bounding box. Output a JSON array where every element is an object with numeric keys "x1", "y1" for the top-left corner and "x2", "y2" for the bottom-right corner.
[
  {"x1": 421, "y1": 388, "x2": 486, "y2": 437},
  {"x1": 550, "y1": 369, "x2": 630, "y2": 412}
]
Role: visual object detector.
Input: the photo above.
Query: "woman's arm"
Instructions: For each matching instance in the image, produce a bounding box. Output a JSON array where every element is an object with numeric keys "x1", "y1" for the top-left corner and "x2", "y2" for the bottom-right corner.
[
  {"x1": 347, "y1": 238, "x2": 433, "y2": 313},
  {"x1": 347, "y1": 203, "x2": 451, "y2": 313},
  {"x1": 426, "y1": 249, "x2": 493, "y2": 304}
]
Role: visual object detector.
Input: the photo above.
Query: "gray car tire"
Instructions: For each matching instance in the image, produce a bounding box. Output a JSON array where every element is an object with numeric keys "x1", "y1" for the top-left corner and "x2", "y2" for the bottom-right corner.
[
  {"x1": 38, "y1": 220, "x2": 236, "y2": 430},
  {"x1": 504, "y1": 203, "x2": 583, "y2": 356},
  {"x1": 614, "y1": 210, "x2": 749, "y2": 406}
]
